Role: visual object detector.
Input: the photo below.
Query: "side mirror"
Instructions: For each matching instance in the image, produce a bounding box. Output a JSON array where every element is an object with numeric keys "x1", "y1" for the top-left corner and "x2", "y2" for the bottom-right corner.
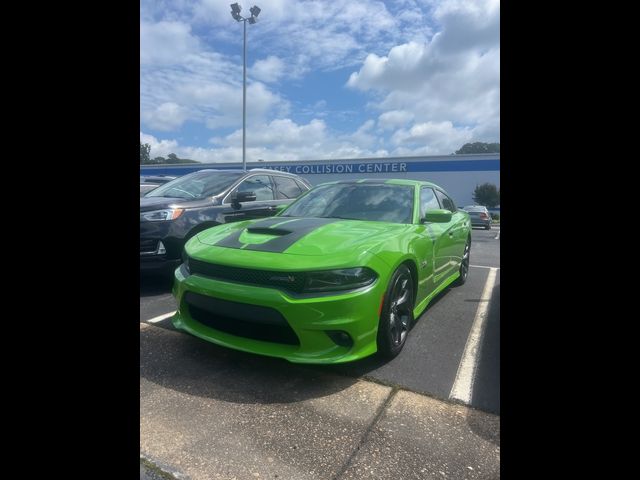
[
  {"x1": 231, "y1": 190, "x2": 257, "y2": 209},
  {"x1": 422, "y1": 209, "x2": 452, "y2": 223},
  {"x1": 235, "y1": 191, "x2": 257, "y2": 203}
]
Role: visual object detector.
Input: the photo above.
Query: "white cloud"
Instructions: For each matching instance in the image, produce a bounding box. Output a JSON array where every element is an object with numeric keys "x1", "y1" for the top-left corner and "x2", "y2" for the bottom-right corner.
[
  {"x1": 141, "y1": 102, "x2": 189, "y2": 131},
  {"x1": 141, "y1": 26, "x2": 289, "y2": 132},
  {"x1": 251, "y1": 56, "x2": 285, "y2": 83},
  {"x1": 347, "y1": 0, "x2": 500, "y2": 150},
  {"x1": 140, "y1": 132, "x2": 179, "y2": 158},
  {"x1": 141, "y1": 115, "x2": 390, "y2": 163},
  {"x1": 140, "y1": 21, "x2": 199, "y2": 66},
  {"x1": 378, "y1": 110, "x2": 414, "y2": 130},
  {"x1": 170, "y1": 0, "x2": 414, "y2": 74},
  {"x1": 140, "y1": 1, "x2": 499, "y2": 158},
  {"x1": 391, "y1": 121, "x2": 473, "y2": 152},
  {"x1": 215, "y1": 118, "x2": 327, "y2": 149}
]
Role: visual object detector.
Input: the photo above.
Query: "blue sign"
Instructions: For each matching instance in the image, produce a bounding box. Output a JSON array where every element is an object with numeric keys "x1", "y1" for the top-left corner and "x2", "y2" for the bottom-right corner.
[{"x1": 141, "y1": 159, "x2": 499, "y2": 177}]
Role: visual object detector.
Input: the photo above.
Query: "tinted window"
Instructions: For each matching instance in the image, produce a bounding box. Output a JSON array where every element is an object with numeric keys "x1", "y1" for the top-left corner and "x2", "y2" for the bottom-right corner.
[
  {"x1": 295, "y1": 179, "x2": 310, "y2": 192},
  {"x1": 282, "y1": 183, "x2": 414, "y2": 224},
  {"x1": 435, "y1": 190, "x2": 456, "y2": 212},
  {"x1": 145, "y1": 171, "x2": 243, "y2": 200},
  {"x1": 420, "y1": 187, "x2": 440, "y2": 217},
  {"x1": 273, "y1": 176, "x2": 303, "y2": 199},
  {"x1": 234, "y1": 175, "x2": 274, "y2": 201}
]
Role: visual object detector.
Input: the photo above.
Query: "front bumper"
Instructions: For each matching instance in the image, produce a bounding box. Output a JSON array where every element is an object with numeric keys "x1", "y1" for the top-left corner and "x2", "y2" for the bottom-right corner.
[{"x1": 171, "y1": 264, "x2": 387, "y2": 364}]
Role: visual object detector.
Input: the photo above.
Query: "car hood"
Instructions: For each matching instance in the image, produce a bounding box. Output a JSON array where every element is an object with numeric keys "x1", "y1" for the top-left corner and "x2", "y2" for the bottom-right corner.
[
  {"x1": 195, "y1": 216, "x2": 409, "y2": 257},
  {"x1": 140, "y1": 196, "x2": 187, "y2": 212}
]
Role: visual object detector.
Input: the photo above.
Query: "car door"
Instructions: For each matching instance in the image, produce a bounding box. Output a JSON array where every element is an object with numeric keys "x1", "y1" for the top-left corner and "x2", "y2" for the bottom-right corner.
[
  {"x1": 434, "y1": 189, "x2": 465, "y2": 281},
  {"x1": 220, "y1": 174, "x2": 280, "y2": 223},
  {"x1": 420, "y1": 186, "x2": 453, "y2": 289}
]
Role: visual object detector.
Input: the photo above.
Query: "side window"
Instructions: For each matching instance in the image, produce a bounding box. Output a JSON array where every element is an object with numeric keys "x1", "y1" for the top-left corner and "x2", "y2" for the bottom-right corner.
[
  {"x1": 420, "y1": 187, "x2": 440, "y2": 218},
  {"x1": 435, "y1": 190, "x2": 457, "y2": 212},
  {"x1": 234, "y1": 175, "x2": 274, "y2": 201},
  {"x1": 273, "y1": 176, "x2": 303, "y2": 199},
  {"x1": 295, "y1": 179, "x2": 310, "y2": 192}
]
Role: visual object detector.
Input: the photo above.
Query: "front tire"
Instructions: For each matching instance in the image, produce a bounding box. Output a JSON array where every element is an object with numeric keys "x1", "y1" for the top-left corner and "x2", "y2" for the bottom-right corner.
[
  {"x1": 453, "y1": 238, "x2": 471, "y2": 286},
  {"x1": 377, "y1": 265, "x2": 415, "y2": 359}
]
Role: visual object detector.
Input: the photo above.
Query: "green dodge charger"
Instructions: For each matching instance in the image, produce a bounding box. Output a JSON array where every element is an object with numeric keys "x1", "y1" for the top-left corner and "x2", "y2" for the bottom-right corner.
[{"x1": 172, "y1": 179, "x2": 471, "y2": 363}]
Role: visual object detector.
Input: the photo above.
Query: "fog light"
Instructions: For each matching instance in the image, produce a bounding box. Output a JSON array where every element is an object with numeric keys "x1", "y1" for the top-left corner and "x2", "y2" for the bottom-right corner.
[
  {"x1": 157, "y1": 241, "x2": 166, "y2": 255},
  {"x1": 326, "y1": 330, "x2": 353, "y2": 348}
]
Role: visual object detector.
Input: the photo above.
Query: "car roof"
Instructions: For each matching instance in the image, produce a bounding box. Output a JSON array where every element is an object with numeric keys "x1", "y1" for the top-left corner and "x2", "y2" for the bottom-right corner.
[
  {"x1": 176, "y1": 168, "x2": 304, "y2": 178},
  {"x1": 318, "y1": 178, "x2": 441, "y2": 189}
]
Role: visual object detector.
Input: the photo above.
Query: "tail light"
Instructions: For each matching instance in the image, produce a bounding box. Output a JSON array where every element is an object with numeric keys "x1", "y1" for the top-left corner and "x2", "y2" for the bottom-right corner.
[{"x1": 480, "y1": 212, "x2": 489, "y2": 219}]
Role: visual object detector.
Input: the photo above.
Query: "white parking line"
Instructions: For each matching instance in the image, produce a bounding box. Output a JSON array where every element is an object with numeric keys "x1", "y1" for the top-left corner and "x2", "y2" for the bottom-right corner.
[
  {"x1": 449, "y1": 267, "x2": 498, "y2": 404},
  {"x1": 146, "y1": 311, "x2": 177, "y2": 324},
  {"x1": 470, "y1": 264, "x2": 500, "y2": 269},
  {"x1": 494, "y1": 230, "x2": 500, "y2": 240}
]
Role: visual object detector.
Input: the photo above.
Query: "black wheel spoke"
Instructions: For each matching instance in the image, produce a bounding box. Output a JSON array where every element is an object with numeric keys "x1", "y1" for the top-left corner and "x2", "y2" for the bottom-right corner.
[{"x1": 388, "y1": 273, "x2": 413, "y2": 346}]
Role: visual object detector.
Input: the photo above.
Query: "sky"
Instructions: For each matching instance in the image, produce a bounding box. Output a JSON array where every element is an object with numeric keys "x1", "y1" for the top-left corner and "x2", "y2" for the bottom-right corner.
[{"x1": 140, "y1": 0, "x2": 500, "y2": 163}]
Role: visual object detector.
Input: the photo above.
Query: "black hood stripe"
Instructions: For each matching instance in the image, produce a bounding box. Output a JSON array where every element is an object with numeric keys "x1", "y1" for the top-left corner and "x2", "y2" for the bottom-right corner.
[{"x1": 215, "y1": 217, "x2": 340, "y2": 253}]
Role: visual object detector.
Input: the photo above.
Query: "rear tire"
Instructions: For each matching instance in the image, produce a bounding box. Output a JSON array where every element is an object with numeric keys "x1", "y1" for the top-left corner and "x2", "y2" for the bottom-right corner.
[
  {"x1": 377, "y1": 265, "x2": 415, "y2": 359},
  {"x1": 485, "y1": 225, "x2": 491, "y2": 230}
]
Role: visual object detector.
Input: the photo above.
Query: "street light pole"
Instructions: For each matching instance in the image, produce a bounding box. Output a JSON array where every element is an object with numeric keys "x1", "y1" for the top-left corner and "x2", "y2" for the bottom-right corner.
[
  {"x1": 230, "y1": 3, "x2": 261, "y2": 172},
  {"x1": 242, "y1": 18, "x2": 247, "y2": 172}
]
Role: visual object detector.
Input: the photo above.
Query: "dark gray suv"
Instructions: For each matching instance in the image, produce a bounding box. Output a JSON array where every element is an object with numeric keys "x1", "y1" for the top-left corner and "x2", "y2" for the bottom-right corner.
[{"x1": 140, "y1": 168, "x2": 311, "y2": 272}]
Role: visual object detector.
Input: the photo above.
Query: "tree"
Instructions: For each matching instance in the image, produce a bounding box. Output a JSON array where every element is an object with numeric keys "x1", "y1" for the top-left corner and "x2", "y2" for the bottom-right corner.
[
  {"x1": 140, "y1": 142, "x2": 151, "y2": 164},
  {"x1": 455, "y1": 142, "x2": 500, "y2": 154},
  {"x1": 152, "y1": 156, "x2": 166, "y2": 164},
  {"x1": 167, "y1": 153, "x2": 179, "y2": 163},
  {"x1": 472, "y1": 183, "x2": 500, "y2": 208}
]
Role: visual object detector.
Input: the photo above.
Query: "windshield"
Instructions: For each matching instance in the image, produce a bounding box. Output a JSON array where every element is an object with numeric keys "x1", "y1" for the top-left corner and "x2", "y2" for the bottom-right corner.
[
  {"x1": 145, "y1": 171, "x2": 244, "y2": 200},
  {"x1": 282, "y1": 183, "x2": 415, "y2": 224}
]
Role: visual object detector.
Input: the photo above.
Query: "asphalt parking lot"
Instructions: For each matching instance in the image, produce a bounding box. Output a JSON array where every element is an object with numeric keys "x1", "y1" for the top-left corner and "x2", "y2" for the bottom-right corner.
[{"x1": 140, "y1": 226, "x2": 500, "y2": 479}]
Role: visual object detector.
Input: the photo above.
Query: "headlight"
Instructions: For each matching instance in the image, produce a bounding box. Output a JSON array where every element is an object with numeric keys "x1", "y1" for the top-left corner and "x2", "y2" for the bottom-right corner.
[
  {"x1": 141, "y1": 208, "x2": 184, "y2": 222},
  {"x1": 303, "y1": 267, "x2": 377, "y2": 293}
]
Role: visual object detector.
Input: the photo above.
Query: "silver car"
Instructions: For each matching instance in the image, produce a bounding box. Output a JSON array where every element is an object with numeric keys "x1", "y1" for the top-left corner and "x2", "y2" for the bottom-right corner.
[{"x1": 462, "y1": 205, "x2": 492, "y2": 230}]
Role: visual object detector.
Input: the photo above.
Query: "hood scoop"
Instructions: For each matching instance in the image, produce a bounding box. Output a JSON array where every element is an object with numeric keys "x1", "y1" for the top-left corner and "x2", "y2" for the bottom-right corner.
[
  {"x1": 246, "y1": 227, "x2": 291, "y2": 236},
  {"x1": 215, "y1": 217, "x2": 341, "y2": 253}
]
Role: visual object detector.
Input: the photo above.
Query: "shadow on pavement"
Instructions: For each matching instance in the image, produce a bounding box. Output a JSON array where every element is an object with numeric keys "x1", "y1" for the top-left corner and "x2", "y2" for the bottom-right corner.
[
  {"x1": 140, "y1": 325, "x2": 359, "y2": 404},
  {"x1": 466, "y1": 406, "x2": 500, "y2": 447},
  {"x1": 140, "y1": 272, "x2": 174, "y2": 297},
  {"x1": 469, "y1": 282, "x2": 500, "y2": 416}
]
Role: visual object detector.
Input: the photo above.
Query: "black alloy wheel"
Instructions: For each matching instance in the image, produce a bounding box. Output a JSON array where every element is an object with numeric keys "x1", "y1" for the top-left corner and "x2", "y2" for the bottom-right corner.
[{"x1": 377, "y1": 265, "x2": 415, "y2": 359}]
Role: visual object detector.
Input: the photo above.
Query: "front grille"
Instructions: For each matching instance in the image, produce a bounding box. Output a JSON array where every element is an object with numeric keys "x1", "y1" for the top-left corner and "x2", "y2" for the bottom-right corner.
[
  {"x1": 140, "y1": 238, "x2": 158, "y2": 253},
  {"x1": 188, "y1": 257, "x2": 306, "y2": 293},
  {"x1": 184, "y1": 292, "x2": 299, "y2": 345}
]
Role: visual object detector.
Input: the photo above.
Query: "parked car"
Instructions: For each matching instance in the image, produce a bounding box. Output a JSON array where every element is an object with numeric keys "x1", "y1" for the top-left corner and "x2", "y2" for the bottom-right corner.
[
  {"x1": 461, "y1": 205, "x2": 491, "y2": 230},
  {"x1": 140, "y1": 169, "x2": 311, "y2": 273},
  {"x1": 171, "y1": 179, "x2": 471, "y2": 363},
  {"x1": 140, "y1": 175, "x2": 177, "y2": 197}
]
